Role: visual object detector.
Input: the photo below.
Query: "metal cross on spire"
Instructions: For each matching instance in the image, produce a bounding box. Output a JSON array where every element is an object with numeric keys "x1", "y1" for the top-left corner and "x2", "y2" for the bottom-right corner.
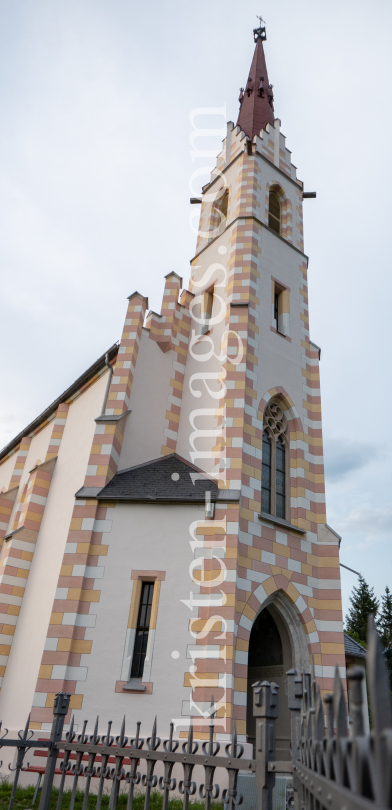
[{"x1": 253, "y1": 14, "x2": 267, "y2": 42}]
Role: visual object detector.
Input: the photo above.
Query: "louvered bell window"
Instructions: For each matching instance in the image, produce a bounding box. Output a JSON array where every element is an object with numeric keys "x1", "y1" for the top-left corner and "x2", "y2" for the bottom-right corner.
[{"x1": 269, "y1": 190, "x2": 281, "y2": 234}]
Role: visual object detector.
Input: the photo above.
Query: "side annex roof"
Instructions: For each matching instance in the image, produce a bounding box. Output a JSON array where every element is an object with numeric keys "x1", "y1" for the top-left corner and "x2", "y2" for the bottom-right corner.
[{"x1": 76, "y1": 453, "x2": 240, "y2": 503}]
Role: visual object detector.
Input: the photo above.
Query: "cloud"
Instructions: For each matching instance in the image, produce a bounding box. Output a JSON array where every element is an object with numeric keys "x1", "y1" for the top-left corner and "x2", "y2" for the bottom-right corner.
[
  {"x1": 336, "y1": 504, "x2": 392, "y2": 549},
  {"x1": 324, "y1": 437, "x2": 382, "y2": 482}
]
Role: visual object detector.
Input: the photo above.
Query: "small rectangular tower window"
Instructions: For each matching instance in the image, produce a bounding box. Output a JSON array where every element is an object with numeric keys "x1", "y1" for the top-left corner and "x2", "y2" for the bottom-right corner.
[
  {"x1": 201, "y1": 287, "x2": 214, "y2": 334},
  {"x1": 274, "y1": 292, "x2": 279, "y2": 331},
  {"x1": 272, "y1": 280, "x2": 290, "y2": 338},
  {"x1": 130, "y1": 581, "x2": 154, "y2": 679}
]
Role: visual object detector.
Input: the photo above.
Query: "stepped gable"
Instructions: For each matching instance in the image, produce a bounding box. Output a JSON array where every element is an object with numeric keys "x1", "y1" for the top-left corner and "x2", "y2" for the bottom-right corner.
[
  {"x1": 96, "y1": 453, "x2": 218, "y2": 502},
  {"x1": 237, "y1": 21, "x2": 275, "y2": 140}
]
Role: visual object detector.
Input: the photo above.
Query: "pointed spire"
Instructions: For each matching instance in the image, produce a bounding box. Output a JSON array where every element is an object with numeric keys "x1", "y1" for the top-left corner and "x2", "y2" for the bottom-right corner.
[{"x1": 237, "y1": 19, "x2": 275, "y2": 140}]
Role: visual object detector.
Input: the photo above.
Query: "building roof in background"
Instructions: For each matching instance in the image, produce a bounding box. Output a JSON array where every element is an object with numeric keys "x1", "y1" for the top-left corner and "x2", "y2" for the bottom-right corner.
[{"x1": 344, "y1": 632, "x2": 367, "y2": 659}]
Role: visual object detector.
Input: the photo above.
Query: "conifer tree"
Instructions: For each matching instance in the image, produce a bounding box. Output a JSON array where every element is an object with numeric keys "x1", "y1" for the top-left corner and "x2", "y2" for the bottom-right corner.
[
  {"x1": 345, "y1": 575, "x2": 379, "y2": 647},
  {"x1": 378, "y1": 586, "x2": 392, "y2": 687}
]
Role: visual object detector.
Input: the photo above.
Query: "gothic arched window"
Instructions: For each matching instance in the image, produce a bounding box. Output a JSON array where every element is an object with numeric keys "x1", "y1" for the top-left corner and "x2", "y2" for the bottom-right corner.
[
  {"x1": 261, "y1": 401, "x2": 289, "y2": 520},
  {"x1": 261, "y1": 431, "x2": 271, "y2": 514},
  {"x1": 276, "y1": 435, "x2": 286, "y2": 518},
  {"x1": 219, "y1": 188, "x2": 229, "y2": 221},
  {"x1": 268, "y1": 188, "x2": 281, "y2": 234}
]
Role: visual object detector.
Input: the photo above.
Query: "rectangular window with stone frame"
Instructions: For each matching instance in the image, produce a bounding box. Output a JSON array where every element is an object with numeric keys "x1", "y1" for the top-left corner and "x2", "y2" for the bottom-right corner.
[
  {"x1": 272, "y1": 279, "x2": 290, "y2": 338},
  {"x1": 201, "y1": 287, "x2": 214, "y2": 334},
  {"x1": 131, "y1": 581, "x2": 154, "y2": 679},
  {"x1": 120, "y1": 572, "x2": 165, "y2": 693}
]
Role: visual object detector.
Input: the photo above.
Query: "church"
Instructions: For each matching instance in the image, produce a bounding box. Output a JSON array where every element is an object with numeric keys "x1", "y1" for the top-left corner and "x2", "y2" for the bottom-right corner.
[{"x1": 0, "y1": 22, "x2": 351, "y2": 758}]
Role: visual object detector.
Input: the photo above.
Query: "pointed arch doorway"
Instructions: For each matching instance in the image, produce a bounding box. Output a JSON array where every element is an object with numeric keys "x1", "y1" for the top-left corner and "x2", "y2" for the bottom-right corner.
[{"x1": 246, "y1": 605, "x2": 292, "y2": 759}]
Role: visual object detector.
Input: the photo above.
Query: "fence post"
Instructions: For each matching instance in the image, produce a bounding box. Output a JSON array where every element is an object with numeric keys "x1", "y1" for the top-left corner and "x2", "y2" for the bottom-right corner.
[
  {"x1": 38, "y1": 692, "x2": 70, "y2": 810},
  {"x1": 252, "y1": 680, "x2": 279, "y2": 810},
  {"x1": 286, "y1": 670, "x2": 302, "y2": 762},
  {"x1": 286, "y1": 669, "x2": 304, "y2": 810}
]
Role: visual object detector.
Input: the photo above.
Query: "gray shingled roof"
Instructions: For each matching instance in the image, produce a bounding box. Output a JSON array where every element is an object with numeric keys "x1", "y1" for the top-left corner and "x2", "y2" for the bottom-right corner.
[
  {"x1": 97, "y1": 453, "x2": 219, "y2": 502},
  {"x1": 344, "y1": 632, "x2": 367, "y2": 658}
]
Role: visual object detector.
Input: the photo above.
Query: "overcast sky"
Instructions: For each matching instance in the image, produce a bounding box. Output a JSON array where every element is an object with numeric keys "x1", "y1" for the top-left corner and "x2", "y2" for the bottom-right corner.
[{"x1": 0, "y1": 0, "x2": 391, "y2": 619}]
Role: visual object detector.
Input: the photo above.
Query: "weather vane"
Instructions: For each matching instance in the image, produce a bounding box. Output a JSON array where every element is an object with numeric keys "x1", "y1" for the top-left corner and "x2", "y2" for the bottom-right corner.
[{"x1": 256, "y1": 14, "x2": 265, "y2": 26}]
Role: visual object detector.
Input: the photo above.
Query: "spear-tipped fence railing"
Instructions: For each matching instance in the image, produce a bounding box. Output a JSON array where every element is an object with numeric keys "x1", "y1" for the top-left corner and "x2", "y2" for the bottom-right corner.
[
  {"x1": 287, "y1": 615, "x2": 392, "y2": 810},
  {"x1": 0, "y1": 681, "x2": 284, "y2": 810},
  {"x1": 2, "y1": 617, "x2": 391, "y2": 810}
]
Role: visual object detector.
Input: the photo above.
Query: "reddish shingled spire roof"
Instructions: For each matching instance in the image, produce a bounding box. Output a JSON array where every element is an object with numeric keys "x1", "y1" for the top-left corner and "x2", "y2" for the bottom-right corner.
[{"x1": 237, "y1": 22, "x2": 274, "y2": 140}]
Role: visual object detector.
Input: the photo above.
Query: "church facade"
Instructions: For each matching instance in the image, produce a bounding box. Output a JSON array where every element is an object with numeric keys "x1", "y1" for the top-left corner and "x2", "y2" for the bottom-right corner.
[{"x1": 0, "y1": 23, "x2": 345, "y2": 756}]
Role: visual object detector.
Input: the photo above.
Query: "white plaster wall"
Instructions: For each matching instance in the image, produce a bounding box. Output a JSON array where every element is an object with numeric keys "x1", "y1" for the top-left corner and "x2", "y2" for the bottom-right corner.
[
  {"x1": 0, "y1": 419, "x2": 57, "y2": 503},
  {"x1": 4, "y1": 421, "x2": 54, "y2": 530},
  {"x1": 0, "y1": 373, "x2": 107, "y2": 731},
  {"x1": 177, "y1": 230, "x2": 230, "y2": 472},
  {"x1": 72, "y1": 502, "x2": 200, "y2": 738},
  {"x1": 23, "y1": 421, "x2": 54, "y2": 472},
  {"x1": 255, "y1": 228, "x2": 308, "y2": 427},
  {"x1": 0, "y1": 453, "x2": 16, "y2": 493},
  {"x1": 119, "y1": 332, "x2": 174, "y2": 469}
]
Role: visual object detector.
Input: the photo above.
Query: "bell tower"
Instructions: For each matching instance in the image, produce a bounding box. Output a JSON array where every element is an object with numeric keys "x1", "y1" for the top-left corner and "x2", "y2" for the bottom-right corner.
[{"x1": 177, "y1": 21, "x2": 345, "y2": 745}]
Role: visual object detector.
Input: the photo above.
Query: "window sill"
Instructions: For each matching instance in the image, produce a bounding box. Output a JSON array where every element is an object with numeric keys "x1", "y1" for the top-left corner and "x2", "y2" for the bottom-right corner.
[
  {"x1": 270, "y1": 325, "x2": 291, "y2": 342},
  {"x1": 122, "y1": 679, "x2": 146, "y2": 691},
  {"x1": 258, "y1": 511, "x2": 305, "y2": 535},
  {"x1": 116, "y1": 680, "x2": 153, "y2": 694}
]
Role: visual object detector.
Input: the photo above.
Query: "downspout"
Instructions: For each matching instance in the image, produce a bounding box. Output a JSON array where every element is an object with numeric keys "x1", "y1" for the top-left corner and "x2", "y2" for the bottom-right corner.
[{"x1": 100, "y1": 353, "x2": 113, "y2": 416}]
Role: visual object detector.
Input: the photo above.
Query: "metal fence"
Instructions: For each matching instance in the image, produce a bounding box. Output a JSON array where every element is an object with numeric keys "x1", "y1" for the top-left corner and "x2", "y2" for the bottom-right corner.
[
  {"x1": 0, "y1": 616, "x2": 390, "y2": 810},
  {"x1": 0, "y1": 679, "x2": 289, "y2": 810},
  {"x1": 290, "y1": 616, "x2": 391, "y2": 810}
]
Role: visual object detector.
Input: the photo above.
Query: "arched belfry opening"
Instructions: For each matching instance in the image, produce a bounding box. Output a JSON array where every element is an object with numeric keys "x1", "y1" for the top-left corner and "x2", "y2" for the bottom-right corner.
[
  {"x1": 246, "y1": 605, "x2": 293, "y2": 759},
  {"x1": 268, "y1": 187, "x2": 281, "y2": 234}
]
